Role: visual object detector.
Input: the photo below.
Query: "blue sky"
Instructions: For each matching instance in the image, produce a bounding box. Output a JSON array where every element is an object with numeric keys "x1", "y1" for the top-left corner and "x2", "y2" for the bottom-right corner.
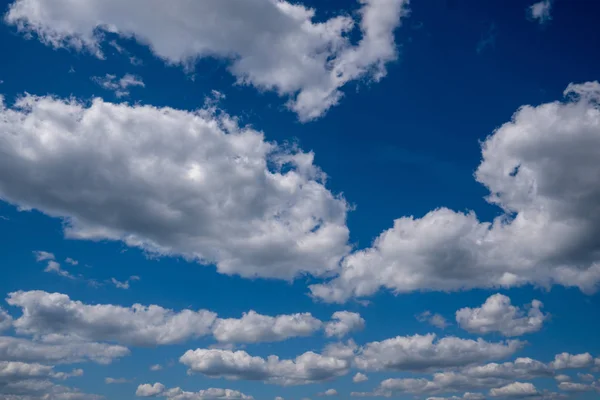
[{"x1": 1, "y1": 0, "x2": 600, "y2": 399}]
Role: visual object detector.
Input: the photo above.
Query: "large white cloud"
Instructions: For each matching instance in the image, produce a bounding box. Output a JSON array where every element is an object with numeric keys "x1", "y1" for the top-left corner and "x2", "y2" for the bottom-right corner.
[
  {"x1": 179, "y1": 348, "x2": 350, "y2": 386},
  {"x1": 354, "y1": 334, "x2": 524, "y2": 372},
  {"x1": 0, "y1": 94, "x2": 350, "y2": 280},
  {"x1": 0, "y1": 336, "x2": 129, "y2": 365},
  {"x1": 212, "y1": 311, "x2": 322, "y2": 344},
  {"x1": 4, "y1": 0, "x2": 408, "y2": 121},
  {"x1": 311, "y1": 81, "x2": 600, "y2": 302},
  {"x1": 7, "y1": 291, "x2": 217, "y2": 346},
  {"x1": 456, "y1": 294, "x2": 548, "y2": 337}
]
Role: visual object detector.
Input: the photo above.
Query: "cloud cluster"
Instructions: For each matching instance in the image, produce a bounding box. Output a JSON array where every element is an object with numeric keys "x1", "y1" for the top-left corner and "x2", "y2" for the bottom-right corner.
[
  {"x1": 354, "y1": 334, "x2": 524, "y2": 372},
  {"x1": 0, "y1": 94, "x2": 350, "y2": 280},
  {"x1": 311, "y1": 81, "x2": 600, "y2": 302},
  {"x1": 361, "y1": 352, "x2": 597, "y2": 398},
  {"x1": 0, "y1": 336, "x2": 129, "y2": 365},
  {"x1": 136, "y1": 383, "x2": 254, "y2": 399},
  {"x1": 5, "y1": 0, "x2": 408, "y2": 121},
  {"x1": 7, "y1": 291, "x2": 217, "y2": 346},
  {"x1": 0, "y1": 361, "x2": 95, "y2": 400},
  {"x1": 7, "y1": 290, "x2": 362, "y2": 346},
  {"x1": 456, "y1": 294, "x2": 548, "y2": 337}
]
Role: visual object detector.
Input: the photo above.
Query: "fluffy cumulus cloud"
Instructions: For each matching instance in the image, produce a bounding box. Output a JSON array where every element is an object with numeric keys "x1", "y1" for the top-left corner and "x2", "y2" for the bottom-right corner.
[
  {"x1": 136, "y1": 383, "x2": 254, "y2": 399},
  {"x1": 550, "y1": 353, "x2": 594, "y2": 370},
  {"x1": 212, "y1": 311, "x2": 322, "y2": 344},
  {"x1": 5, "y1": 0, "x2": 408, "y2": 121},
  {"x1": 8, "y1": 290, "x2": 338, "y2": 346},
  {"x1": 324, "y1": 311, "x2": 365, "y2": 338},
  {"x1": 311, "y1": 81, "x2": 600, "y2": 302},
  {"x1": 371, "y1": 357, "x2": 552, "y2": 396},
  {"x1": 0, "y1": 94, "x2": 350, "y2": 280},
  {"x1": 354, "y1": 334, "x2": 523, "y2": 372},
  {"x1": 179, "y1": 348, "x2": 350, "y2": 386},
  {"x1": 425, "y1": 395, "x2": 485, "y2": 400},
  {"x1": 318, "y1": 389, "x2": 337, "y2": 396},
  {"x1": 489, "y1": 382, "x2": 539, "y2": 397},
  {"x1": 7, "y1": 291, "x2": 217, "y2": 346},
  {"x1": 0, "y1": 336, "x2": 129, "y2": 365},
  {"x1": 528, "y1": 0, "x2": 553, "y2": 24},
  {"x1": 137, "y1": 383, "x2": 166, "y2": 397},
  {"x1": 456, "y1": 294, "x2": 548, "y2": 337},
  {"x1": 363, "y1": 352, "x2": 597, "y2": 398},
  {"x1": 0, "y1": 308, "x2": 12, "y2": 333},
  {"x1": 353, "y1": 372, "x2": 368, "y2": 383},
  {"x1": 0, "y1": 361, "x2": 96, "y2": 400}
]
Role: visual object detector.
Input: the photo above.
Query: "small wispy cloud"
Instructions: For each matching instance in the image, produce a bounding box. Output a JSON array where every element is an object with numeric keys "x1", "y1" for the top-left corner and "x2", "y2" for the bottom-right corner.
[
  {"x1": 417, "y1": 311, "x2": 449, "y2": 329},
  {"x1": 111, "y1": 275, "x2": 141, "y2": 290},
  {"x1": 528, "y1": 0, "x2": 553, "y2": 24},
  {"x1": 476, "y1": 23, "x2": 497, "y2": 54},
  {"x1": 92, "y1": 73, "x2": 145, "y2": 98}
]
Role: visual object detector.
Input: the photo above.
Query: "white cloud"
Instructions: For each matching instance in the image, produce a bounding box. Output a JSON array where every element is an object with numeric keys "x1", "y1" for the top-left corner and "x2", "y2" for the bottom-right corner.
[
  {"x1": 111, "y1": 276, "x2": 140, "y2": 290},
  {"x1": 318, "y1": 388, "x2": 337, "y2": 396},
  {"x1": 311, "y1": 81, "x2": 600, "y2": 302},
  {"x1": 92, "y1": 73, "x2": 145, "y2": 98},
  {"x1": 43, "y1": 260, "x2": 75, "y2": 279},
  {"x1": 577, "y1": 373, "x2": 595, "y2": 382},
  {"x1": 161, "y1": 387, "x2": 254, "y2": 399},
  {"x1": 456, "y1": 294, "x2": 548, "y2": 337},
  {"x1": 0, "y1": 336, "x2": 129, "y2": 365},
  {"x1": 150, "y1": 364, "x2": 162, "y2": 371},
  {"x1": 64, "y1": 257, "x2": 78, "y2": 266},
  {"x1": 0, "y1": 94, "x2": 350, "y2": 281},
  {"x1": 33, "y1": 251, "x2": 54, "y2": 262},
  {"x1": 7, "y1": 290, "x2": 217, "y2": 346},
  {"x1": 528, "y1": 1, "x2": 552, "y2": 24},
  {"x1": 368, "y1": 354, "x2": 586, "y2": 397},
  {"x1": 105, "y1": 377, "x2": 129, "y2": 384},
  {"x1": 558, "y1": 382, "x2": 598, "y2": 392},
  {"x1": 0, "y1": 308, "x2": 12, "y2": 333},
  {"x1": 180, "y1": 348, "x2": 350, "y2": 386},
  {"x1": 0, "y1": 361, "x2": 80, "y2": 381},
  {"x1": 324, "y1": 311, "x2": 365, "y2": 338},
  {"x1": 554, "y1": 375, "x2": 570, "y2": 383},
  {"x1": 354, "y1": 334, "x2": 524, "y2": 372},
  {"x1": 489, "y1": 382, "x2": 538, "y2": 397},
  {"x1": 5, "y1": 0, "x2": 408, "y2": 121},
  {"x1": 426, "y1": 394, "x2": 486, "y2": 400},
  {"x1": 375, "y1": 357, "x2": 551, "y2": 395},
  {"x1": 212, "y1": 311, "x2": 322, "y2": 344},
  {"x1": 551, "y1": 353, "x2": 594, "y2": 370},
  {"x1": 136, "y1": 382, "x2": 166, "y2": 397},
  {"x1": 353, "y1": 372, "x2": 368, "y2": 383},
  {"x1": 417, "y1": 311, "x2": 449, "y2": 329}
]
